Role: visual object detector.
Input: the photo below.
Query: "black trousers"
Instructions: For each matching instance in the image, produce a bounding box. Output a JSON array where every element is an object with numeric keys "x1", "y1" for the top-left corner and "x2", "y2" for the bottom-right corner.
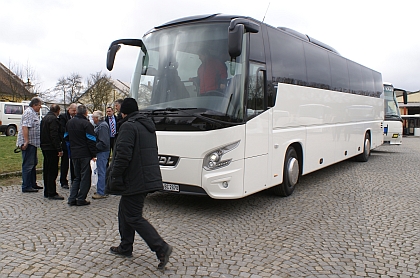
[
  {"x1": 60, "y1": 150, "x2": 74, "y2": 185},
  {"x1": 110, "y1": 137, "x2": 115, "y2": 155},
  {"x1": 107, "y1": 137, "x2": 115, "y2": 168},
  {"x1": 42, "y1": 150, "x2": 59, "y2": 197},
  {"x1": 118, "y1": 193, "x2": 167, "y2": 256}
]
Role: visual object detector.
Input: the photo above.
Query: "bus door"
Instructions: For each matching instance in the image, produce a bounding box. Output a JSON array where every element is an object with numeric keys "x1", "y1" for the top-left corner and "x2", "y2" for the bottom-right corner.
[{"x1": 244, "y1": 62, "x2": 269, "y2": 195}]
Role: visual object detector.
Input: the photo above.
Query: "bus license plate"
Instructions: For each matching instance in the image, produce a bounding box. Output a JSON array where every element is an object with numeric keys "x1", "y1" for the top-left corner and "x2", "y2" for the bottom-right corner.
[{"x1": 163, "y1": 183, "x2": 180, "y2": 192}]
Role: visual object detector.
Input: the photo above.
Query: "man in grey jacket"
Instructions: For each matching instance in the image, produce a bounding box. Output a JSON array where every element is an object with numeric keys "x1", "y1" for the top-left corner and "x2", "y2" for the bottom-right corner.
[{"x1": 92, "y1": 111, "x2": 110, "y2": 199}]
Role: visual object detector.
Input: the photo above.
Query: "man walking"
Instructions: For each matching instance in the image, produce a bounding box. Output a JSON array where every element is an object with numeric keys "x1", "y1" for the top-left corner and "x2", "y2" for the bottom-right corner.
[
  {"x1": 40, "y1": 104, "x2": 64, "y2": 200},
  {"x1": 16, "y1": 97, "x2": 43, "y2": 193},
  {"x1": 66, "y1": 105, "x2": 97, "y2": 206},
  {"x1": 106, "y1": 98, "x2": 172, "y2": 270},
  {"x1": 58, "y1": 103, "x2": 77, "y2": 189}
]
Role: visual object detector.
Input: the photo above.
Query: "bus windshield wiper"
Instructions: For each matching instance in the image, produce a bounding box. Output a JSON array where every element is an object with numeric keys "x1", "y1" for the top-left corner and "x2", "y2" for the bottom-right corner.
[
  {"x1": 145, "y1": 107, "x2": 240, "y2": 126},
  {"x1": 168, "y1": 108, "x2": 242, "y2": 126},
  {"x1": 139, "y1": 107, "x2": 196, "y2": 116}
]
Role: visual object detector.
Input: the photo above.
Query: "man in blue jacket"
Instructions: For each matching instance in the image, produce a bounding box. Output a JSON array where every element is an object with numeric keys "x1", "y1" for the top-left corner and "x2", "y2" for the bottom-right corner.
[
  {"x1": 66, "y1": 105, "x2": 97, "y2": 206},
  {"x1": 106, "y1": 98, "x2": 172, "y2": 270}
]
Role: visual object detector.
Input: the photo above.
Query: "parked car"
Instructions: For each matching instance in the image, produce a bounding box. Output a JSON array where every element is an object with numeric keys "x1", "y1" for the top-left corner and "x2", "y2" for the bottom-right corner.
[{"x1": 0, "y1": 101, "x2": 49, "y2": 136}]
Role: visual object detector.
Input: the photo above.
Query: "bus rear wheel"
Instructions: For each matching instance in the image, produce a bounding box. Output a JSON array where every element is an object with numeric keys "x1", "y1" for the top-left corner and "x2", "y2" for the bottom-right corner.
[
  {"x1": 273, "y1": 146, "x2": 300, "y2": 197},
  {"x1": 356, "y1": 132, "x2": 370, "y2": 162}
]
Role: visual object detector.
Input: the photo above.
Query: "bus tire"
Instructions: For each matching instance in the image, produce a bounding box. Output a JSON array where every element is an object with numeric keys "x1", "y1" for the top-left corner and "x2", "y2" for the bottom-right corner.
[
  {"x1": 6, "y1": 125, "x2": 17, "y2": 136},
  {"x1": 356, "y1": 132, "x2": 370, "y2": 162},
  {"x1": 273, "y1": 146, "x2": 300, "y2": 197}
]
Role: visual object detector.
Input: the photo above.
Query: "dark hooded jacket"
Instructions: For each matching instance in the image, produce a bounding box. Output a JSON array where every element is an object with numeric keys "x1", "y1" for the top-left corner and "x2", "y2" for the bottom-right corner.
[{"x1": 105, "y1": 111, "x2": 162, "y2": 195}]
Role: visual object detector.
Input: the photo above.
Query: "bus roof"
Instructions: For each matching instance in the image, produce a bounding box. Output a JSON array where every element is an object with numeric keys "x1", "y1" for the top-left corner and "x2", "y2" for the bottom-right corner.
[{"x1": 149, "y1": 14, "x2": 339, "y2": 55}]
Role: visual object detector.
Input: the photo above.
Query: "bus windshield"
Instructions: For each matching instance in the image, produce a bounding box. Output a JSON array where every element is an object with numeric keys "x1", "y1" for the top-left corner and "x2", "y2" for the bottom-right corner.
[
  {"x1": 383, "y1": 84, "x2": 401, "y2": 120},
  {"x1": 130, "y1": 22, "x2": 246, "y2": 130}
]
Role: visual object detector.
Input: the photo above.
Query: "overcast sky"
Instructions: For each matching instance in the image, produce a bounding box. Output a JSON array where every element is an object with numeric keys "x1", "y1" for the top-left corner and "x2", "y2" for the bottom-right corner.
[{"x1": 1, "y1": 0, "x2": 419, "y2": 93}]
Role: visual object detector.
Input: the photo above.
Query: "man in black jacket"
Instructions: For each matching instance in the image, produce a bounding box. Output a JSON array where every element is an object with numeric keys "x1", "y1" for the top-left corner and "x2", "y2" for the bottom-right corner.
[
  {"x1": 114, "y1": 98, "x2": 124, "y2": 132},
  {"x1": 66, "y1": 105, "x2": 97, "y2": 206},
  {"x1": 40, "y1": 104, "x2": 64, "y2": 200},
  {"x1": 58, "y1": 103, "x2": 77, "y2": 189},
  {"x1": 106, "y1": 98, "x2": 172, "y2": 270}
]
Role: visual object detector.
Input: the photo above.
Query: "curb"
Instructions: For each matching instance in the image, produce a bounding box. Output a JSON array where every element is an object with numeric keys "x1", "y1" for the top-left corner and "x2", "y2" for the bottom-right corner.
[{"x1": 0, "y1": 168, "x2": 43, "y2": 179}]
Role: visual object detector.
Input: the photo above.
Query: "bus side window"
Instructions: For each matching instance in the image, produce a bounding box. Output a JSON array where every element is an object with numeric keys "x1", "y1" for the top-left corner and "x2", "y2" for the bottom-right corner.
[
  {"x1": 247, "y1": 62, "x2": 266, "y2": 118},
  {"x1": 329, "y1": 53, "x2": 350, "y2": 93}
]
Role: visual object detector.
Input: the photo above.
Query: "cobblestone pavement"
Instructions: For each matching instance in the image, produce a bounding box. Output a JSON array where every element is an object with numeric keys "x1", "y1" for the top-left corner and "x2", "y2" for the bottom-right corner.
[{"x1": 1, "y1": 137, "x2": 419, "y2": 278}]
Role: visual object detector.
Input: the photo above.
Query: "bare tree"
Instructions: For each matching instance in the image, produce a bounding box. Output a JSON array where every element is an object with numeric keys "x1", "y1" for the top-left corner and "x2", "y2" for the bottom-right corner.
[
  {"x1": 37, "y1": 87, "x2": 56, "y2": 103},
  {"x1": 84, "y1": 71, "x2": 114, "y2": 112},
  {"x1": 54, "y1": 73, "x2": 84, "y2": 108},
  {"x1": 23, "y1": 62, "x2": 42, "y2": 96}
]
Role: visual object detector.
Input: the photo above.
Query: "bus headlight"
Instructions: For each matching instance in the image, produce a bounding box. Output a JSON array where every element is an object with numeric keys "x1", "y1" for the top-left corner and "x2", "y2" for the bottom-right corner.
[{"x1": 203, "y1": 140, "x2": 240, "y2": 171}]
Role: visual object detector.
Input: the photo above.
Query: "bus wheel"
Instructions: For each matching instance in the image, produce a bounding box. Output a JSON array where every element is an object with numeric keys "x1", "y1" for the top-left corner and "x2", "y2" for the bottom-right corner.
[
  {"x1": 356, "y1": 132, "x2": 370, "y2": 162},
  {"x1": 273, "y1": 146, "x2": 300, "y2": 197},
  {"x1": 6, "y1": 125, "x2": 17, "y2": 136}
]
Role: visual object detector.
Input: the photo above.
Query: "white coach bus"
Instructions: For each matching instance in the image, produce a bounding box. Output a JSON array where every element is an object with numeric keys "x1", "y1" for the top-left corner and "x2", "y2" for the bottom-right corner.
[
  {"x1": 106, "y1": 14, "x2": 384, "y2": 199},
  {"x1": 383, "y1": 83, "x2": 403, "y2": 144}
]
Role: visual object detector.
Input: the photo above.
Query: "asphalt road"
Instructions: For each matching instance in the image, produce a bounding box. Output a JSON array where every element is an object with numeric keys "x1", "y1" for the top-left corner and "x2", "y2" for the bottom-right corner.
[{"x1": 0, "y1": 137, "x2": 419, "y2": 277}]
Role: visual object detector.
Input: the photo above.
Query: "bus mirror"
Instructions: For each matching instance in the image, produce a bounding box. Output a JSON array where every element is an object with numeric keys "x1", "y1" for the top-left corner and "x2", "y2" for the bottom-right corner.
[
  {"x1": 403, "y1": 91, "x2": 408, "y2": 104},
  {"x1": 228, "y1": 18, "x2": 260, "y2": 58},
  {"x1": 106, "y1": 44, "x2": 121, "y2": 71},
  {"x1": 106, "y1": 39, "x2": 144, "y2": 71},
  {"x1": 228, "y1": 24, "x2": 244, "y2": 58}
]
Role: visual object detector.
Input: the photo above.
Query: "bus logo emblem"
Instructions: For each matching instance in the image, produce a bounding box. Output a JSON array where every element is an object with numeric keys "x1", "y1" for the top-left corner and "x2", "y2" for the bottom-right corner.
[{"x1": 158, "y1": 155, "x2": 179, "y2": 167}]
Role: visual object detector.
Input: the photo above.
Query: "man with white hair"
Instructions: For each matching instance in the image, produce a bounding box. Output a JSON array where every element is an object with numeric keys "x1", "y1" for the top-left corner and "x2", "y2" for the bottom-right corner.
[{"x1": 91, "y1": 110, "x2": 110, "y2": 199}]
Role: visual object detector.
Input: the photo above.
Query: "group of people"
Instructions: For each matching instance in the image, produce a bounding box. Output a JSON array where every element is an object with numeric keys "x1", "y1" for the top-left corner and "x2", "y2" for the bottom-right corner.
[{"x1": 17, "y1": 97, "x2": 172, "y2": 270}]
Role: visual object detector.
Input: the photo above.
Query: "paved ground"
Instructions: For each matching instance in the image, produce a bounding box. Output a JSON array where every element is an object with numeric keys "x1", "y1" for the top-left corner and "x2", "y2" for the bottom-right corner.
[{"x1": 1, "y1": 137, "x2": 419, "y2": 278}]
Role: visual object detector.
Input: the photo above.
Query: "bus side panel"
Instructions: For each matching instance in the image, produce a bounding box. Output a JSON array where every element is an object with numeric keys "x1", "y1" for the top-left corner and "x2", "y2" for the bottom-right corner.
[
  {"x1": 271, "y1": 83, "x2": 383, "y2": 176},
  {"x1": 243, "y1": 110, "x2": 269, "y2": 196}
]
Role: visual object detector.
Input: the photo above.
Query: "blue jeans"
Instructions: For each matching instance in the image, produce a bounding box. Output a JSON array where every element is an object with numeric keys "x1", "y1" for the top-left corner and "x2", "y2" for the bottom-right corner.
[
  {"x1": 21, "y1": 144, "x2": 38, "y2": 191},
  {"x1": 96, "y1": 151, "x2": 109, "y2": 195},
  {"x1": 69, "y1": 157, "x2": 92, "y2": 202}
]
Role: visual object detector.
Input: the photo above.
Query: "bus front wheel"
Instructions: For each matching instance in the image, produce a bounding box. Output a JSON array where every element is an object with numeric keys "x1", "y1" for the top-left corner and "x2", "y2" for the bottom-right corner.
[
  {"x1": 273, "y1": 146, "x2": 300, "y2": 197},
  {"x1": 356, "y1": 132, "x2": 370, "y2": 162}
]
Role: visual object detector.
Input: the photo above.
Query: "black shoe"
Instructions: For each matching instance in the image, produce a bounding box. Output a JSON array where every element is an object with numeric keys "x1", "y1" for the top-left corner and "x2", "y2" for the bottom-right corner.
[
  {"x1": 157, "y1": 245, "x2": 173, "y2": 270},
  {"x1": 33, "y1": 185, "x2": 43, "y2": 189},
  {"x1": 68, "y1": 200, "x2": 77, "y2": 206},
  {"x1": 48, "y1": 194, "x2": 65, "y2": 200},
  {"x1": 61, "y1": 184, "x2": 69, "y2": 189},
  {"x1": 76, "y1": 200, "x2": 91, "y2": 206},
  {"x1": 109, "y1": 246, "x2": 133, "y2": 258},
  {"x1": 23, "y1": 188, "x2": 39, "y2": 193}
]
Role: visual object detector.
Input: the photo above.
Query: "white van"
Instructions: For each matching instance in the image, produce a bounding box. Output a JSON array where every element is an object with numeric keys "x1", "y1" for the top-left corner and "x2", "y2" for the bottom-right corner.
[{"x1": 0, "y1": 101, "x2": 49, "y2": 136}]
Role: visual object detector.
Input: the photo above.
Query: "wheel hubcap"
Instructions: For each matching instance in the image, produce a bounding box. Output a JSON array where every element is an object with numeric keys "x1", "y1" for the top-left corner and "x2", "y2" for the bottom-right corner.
[
  {"x1": 287, "y1": 157, "x2": 299, "y2": 186},
  {"x1": 365, "y1": 139, "x2": 371, "y2": 156}
]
